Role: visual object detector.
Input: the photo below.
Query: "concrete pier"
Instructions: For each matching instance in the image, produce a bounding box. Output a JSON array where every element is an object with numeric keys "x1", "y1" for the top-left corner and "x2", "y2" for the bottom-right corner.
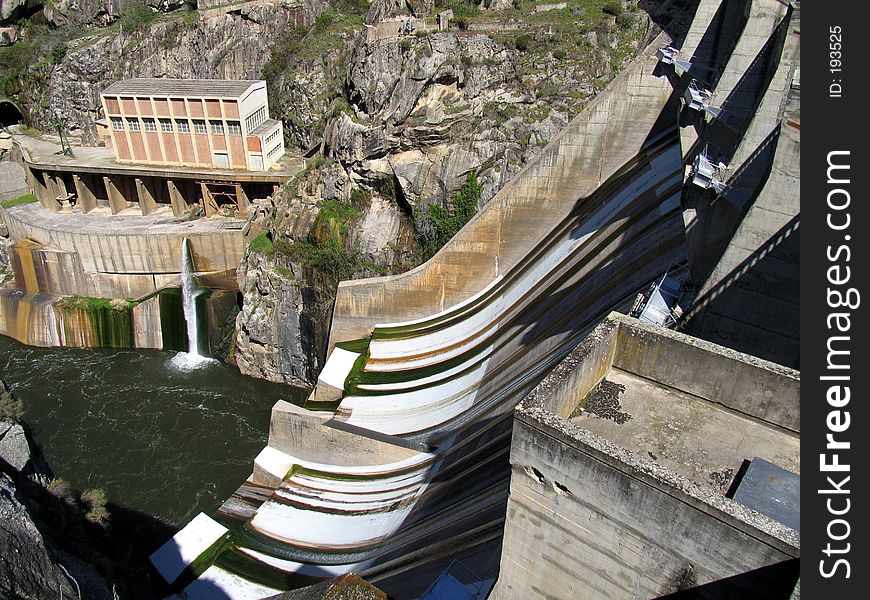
[{"x1": 494, "y1": 314, "x2": 799, "y2": 599}]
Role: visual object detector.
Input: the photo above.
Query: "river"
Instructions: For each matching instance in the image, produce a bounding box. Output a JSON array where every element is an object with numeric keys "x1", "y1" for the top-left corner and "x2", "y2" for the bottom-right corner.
[{"x1": 0, "y1": 335, "x2": 307, "y2": 528}]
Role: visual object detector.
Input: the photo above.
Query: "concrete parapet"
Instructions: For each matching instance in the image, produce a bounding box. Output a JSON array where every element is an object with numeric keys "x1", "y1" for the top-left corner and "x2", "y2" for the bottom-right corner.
[{"x1": 612, "y1": 314, "x2": 799, "y2": 432}]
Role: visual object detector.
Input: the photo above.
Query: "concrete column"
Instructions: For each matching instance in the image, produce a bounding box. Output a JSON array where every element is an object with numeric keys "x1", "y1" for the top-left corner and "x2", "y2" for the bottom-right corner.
[
  {"x1": 72, "y1": 174, "x2": 97, "y2": 214},
  {"x1": 42, "y1": 173, "x2": 64, "y2": 211},
  {"x1": 167, "y1": 179, "x2": 188, "y2": 216},
  {"x1": 51, "y1": 175, "x2": 70, "y2": 204},
  {"x1": 235, "y1": 184, "x2": 250, "y2": 215},
  {"x1": 27, "y1": 166, "x2": 59, "y2": 211},
  {"x1": 103, "y1": 175, "x2": 127, "y2": 215},
  {"x1": 135, "y1": 177, "x2": 158, "y2": 215},
  {"x1": 200, "y1": 182, "x2": 219, "y2": 217}
]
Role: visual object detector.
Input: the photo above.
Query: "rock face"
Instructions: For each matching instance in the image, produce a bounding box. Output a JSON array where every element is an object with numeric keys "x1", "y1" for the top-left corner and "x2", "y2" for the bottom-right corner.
[
  {"x1": 324, "y1": 4, "x2": 650, "y2": 213},
  {"x1": 0, "y1": 472, "x2": 85, "y2": 600},
  {"x1": 11, "y1": 1, "x2": 328, "y2": 142},
  {"x1": 0, "y1": 416, "x2": 112, "y2": 600},
  {"x1": 235, "y1": 247, "x2": 330, "y2": 388},
  {"x1": 0, "y1": 0, "x2": 37, "y2": 24}
]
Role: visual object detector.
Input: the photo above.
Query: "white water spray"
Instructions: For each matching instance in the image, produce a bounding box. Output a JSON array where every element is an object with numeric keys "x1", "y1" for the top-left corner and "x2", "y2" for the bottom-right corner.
[{"x1": 171, "y1": 238, "x2": 212, "y2": 369}]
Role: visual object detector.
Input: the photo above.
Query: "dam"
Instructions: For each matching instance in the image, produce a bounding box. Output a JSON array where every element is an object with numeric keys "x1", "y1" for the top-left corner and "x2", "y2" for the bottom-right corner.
[
  {"x1": 0, "y1": 0, "x2": 799, "y2": 597},
  {"x1": 142, "y1": 0, "x2": 799, "y2": 598}
]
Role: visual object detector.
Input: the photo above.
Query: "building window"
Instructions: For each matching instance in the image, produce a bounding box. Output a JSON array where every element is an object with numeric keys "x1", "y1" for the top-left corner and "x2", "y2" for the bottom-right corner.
[
  {"x1": 244, "y1": 106, "x2": 266, "y2": 133},
  {"x1": 209, "y1": 120, "x2": 224, "y2": 135},
  {"x1": 143, "y1": 118, "x2": 157, "y2": 132},
  {"x1": 126, "y1": 118, "x2": 141, "y2": 132},
  {"x1": 110, "y1": 117, "x2": 124, "y2": 131},
  {"x1": 264, "y1": 129, "x2": 279, "y2": 145},
  {"x1": 193, "y1": 119, "x2": 207, "y2": 134},
  {"x1": 227, "y1": 121, "x2": 241, "y2": 135},
  {"x1": 159, "y1": 119, "x2": 173, "y2": 132},
  {"x1": 267, "y1": 143, "x2": 282, "y2": 159},
  {"x1": 175, "y1": 119, "x2": 190, "y2": 133}
]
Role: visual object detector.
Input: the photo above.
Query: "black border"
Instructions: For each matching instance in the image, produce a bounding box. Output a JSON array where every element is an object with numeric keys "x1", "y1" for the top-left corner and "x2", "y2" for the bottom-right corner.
[{"x1": 801, "y1": 1, "x2": 869, "y2": 595}]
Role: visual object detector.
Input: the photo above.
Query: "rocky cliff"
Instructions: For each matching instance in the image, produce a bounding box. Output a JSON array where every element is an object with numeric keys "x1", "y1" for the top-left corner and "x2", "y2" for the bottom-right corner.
[
  {"x1": 231, "y1": 0, "x2": 654, "y2": 386},
  {"x1": 2, "y1": 0, "x2": 329, "y2": 142},
  {"x1": 0, "y1": 408, "x2": 113, "y2": 600}
]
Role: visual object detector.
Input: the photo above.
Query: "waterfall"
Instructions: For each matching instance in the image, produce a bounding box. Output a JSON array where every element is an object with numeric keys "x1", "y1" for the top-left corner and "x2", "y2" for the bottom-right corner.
[
  {"x1": 181, "y1": 238, "x2": 202, "y2": 357},
  {"x1": 172, "y1": 238, "x2": 211, "y2": 368}
]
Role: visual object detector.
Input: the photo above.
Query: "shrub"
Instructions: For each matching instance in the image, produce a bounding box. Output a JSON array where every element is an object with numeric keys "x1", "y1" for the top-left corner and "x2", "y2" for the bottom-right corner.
[
  {"x1": 350, "y1": 187, "x2": 372, "y2": 207},
  {"x1": 119, "y1": 1, "x2": 157, "y2": 32},
  {"x1": 417, "y1": 172, "x2": 483, "y2": 259},
  {"x1": 81, "y1": 489, "x2": 110, "y2": 525},
  {"x1": 616, "y1": 12, "x2": 635, "y2": 29},
  {"x1": 48, "y1": 478, "x2": 76, "y2": 505},
  {"x1": 50, "y1": 42, "x2": 66, "y2": 65},
  {"x1": 0, "y1": 389, "x2": 24, "y2": 421},
  {"x1": 553, "y1": 48, "x2": 567, "y2": 60},
  {"x1": 248, "y1": 232, "x2": 274, "y2": 256},
  {"x1": 400, "y1": 38, "x2": 413, "y2": 52},
  {"x1": 603, "y1": 1, "x2": 624, "y2": 17},
  {"x1": 515, "y1": 34, "x2": 533, "y2": 52}
]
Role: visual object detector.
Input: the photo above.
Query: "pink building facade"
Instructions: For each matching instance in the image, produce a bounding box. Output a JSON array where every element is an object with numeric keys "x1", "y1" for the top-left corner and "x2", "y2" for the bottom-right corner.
[{"x1": 101, "y1": 79, "x2": 284, "y2": 172}]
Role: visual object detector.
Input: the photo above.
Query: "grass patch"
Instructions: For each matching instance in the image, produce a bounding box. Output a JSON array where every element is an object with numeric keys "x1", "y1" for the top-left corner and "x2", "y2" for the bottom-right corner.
[
  {"x1": 55, "y1": 295, "x2": 134, "y2": 312},
  {"x1": 247, "y1": 232, "x2": 274, "y2": 256},
  {"x1": 0, "y1": 193, "x2": 37, "y2": 209},
  {"x1": 273, "y1": 265, "x2": 294, "y2": 279}
]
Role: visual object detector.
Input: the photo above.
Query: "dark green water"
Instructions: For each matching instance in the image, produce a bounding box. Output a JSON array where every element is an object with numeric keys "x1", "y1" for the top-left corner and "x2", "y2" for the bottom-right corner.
[{"x1": 0, "y1": 335, "x2": 307, "y2": 527}]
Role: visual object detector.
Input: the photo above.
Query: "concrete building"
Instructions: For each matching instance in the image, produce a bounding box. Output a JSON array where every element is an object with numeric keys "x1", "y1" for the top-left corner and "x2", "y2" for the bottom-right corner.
[
  {"x1": 101, "y1": 78, "x2": 284, "y2": 172},
  {"x1": 493, "y1": 313, "x2": 800, "y2": 599}
]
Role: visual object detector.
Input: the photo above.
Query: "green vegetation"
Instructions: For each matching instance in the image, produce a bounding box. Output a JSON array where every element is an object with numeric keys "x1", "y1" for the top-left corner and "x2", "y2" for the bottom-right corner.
[
  {"x1": 248, "y1": 232, "x2": 274, "y2": 256},
  {"x1": 416, "y1": 173, "x2": 483, "y2": 260},
  {"x1": 0, "y1": 23, "x2": 72, "y2": 97},
  {"x1": 55, "y1": 295, "x2": 133, "y2": 312},
  {"x1": 0, "y1": 193, "x2": 37, "y2": 209},
  {"x1": 602, "y1": 0, "x2": 624, "y2": 17},
  {"x1": 119, "y1": 0, "x2": 158, "y2": 32},
  {"x1": 435, "y1": 0, "x2": 481, "y2": 20},
  {"x1": 273, "y1": 265, "x2": 294, "y2": 279},
  {"x1": 81, "y1": 488, "x2": 110, "y2": 525},
  {"x1": 0, "y1": 388, "x2": 24, "y2": 421},
  {"x1": 55, "y1": 296, "x2": 135, "y2": 348},
  {"x1": 315, "y1": 198, "x2": 361, "y2": 242},
  {"x1": 514, "y1": 33, "x2": 533, "y2": 52}
]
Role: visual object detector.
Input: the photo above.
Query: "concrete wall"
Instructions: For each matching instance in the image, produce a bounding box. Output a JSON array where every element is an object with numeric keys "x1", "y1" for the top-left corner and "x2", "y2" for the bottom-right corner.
[
  {"x1": 265, "y1": 401, "x2": 420, "y2": 470},
  {"x1": 493, "y1": 410, "x2": 799, "y2": 600},
  {"x1": 492, "y1": 314, "x2": 801, "y2": 599},
  {"x1": 528, "y1": 317, "x2": 620, "y2": 419},
  {"x1": 613, "y1": 315, "x2": 800, "y2": 432},
  {"x1": 3, "y1": 203, "x2": 244, "y2": 298}
]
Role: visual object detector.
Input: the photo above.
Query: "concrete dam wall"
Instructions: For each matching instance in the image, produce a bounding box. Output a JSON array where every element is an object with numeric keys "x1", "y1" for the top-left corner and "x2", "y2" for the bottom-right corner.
[
  {"x1": 0, "y1": 203, "x2": 243, "y2": 351},
  {"x1": 3, "y1": 202, "x2": 245, "y2": 298}
]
